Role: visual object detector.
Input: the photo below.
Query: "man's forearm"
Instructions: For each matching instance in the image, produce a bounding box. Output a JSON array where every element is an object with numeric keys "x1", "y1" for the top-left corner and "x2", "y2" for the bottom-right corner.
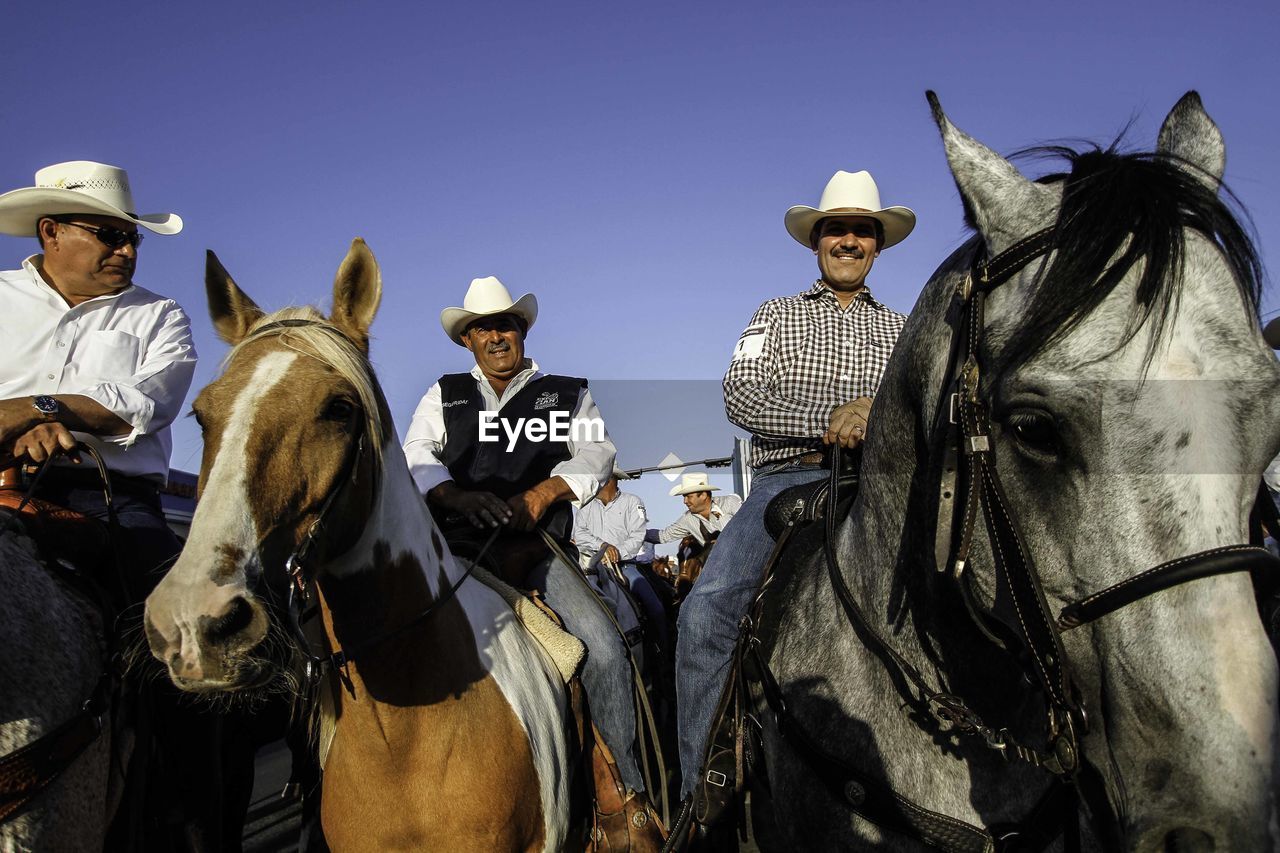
[
  {"x1": 0, "y1": 394, "x2": 131, "y2": 442},
  {"x1": 527, "y1": 476, "x2": 574, "y2": 507}
]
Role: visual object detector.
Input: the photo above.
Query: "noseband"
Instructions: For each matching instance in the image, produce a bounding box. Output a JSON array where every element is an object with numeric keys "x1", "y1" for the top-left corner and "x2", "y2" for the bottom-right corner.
[{"x1": 934, "y1": 227, "x2": 1280, "y2": 762}]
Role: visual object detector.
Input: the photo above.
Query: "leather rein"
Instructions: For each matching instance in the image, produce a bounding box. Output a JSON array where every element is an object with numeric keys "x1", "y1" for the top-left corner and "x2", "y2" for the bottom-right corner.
[{"x1": 746, "y1": 229, "x2": 1280, "y2": 852}]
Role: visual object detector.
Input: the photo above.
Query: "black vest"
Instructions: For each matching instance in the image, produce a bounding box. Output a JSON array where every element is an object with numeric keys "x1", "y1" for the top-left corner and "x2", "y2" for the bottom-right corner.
[{"x1": 437, "y1": 372, "x2": 588, "y2": 539}]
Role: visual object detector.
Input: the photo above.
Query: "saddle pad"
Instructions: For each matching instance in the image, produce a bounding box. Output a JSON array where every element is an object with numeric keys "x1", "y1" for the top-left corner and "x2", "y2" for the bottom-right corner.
[{"x1": 470, "y1": 564, "x2": 586, "y2": 684}]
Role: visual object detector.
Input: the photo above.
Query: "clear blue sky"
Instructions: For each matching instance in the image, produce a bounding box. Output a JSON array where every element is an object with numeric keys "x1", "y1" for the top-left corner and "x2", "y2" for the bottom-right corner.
[{"x1": 3, "y1": 0, "x2": 1277, "y2": 538}]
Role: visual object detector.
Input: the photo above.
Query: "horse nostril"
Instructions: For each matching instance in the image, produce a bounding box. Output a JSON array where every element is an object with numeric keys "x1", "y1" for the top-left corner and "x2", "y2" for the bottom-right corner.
[
  {"x1": 1164, "y1": 827, "x2": 1215, "y2": 853},
  {"x1": 201, "y1": 595, "x2": 256, "y2": 646},
  {"x1": 143, "y1": 611, "x2": 171, "y2": 661}
]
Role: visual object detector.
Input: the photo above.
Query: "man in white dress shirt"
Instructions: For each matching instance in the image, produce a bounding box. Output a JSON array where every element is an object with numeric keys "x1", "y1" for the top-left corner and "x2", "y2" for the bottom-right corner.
[
  {"x1": 0, "y1": 162, "x2": 195, "y2": 576},
  {"x1": 646, "y1": 472, "x2": 743, "y2": 547},
  {"x1": 0, "y1": 162, "x2": 239, "y2": 848},
  {"x1": 403, "y1": 276, "x2": 648, "y2": 798}
]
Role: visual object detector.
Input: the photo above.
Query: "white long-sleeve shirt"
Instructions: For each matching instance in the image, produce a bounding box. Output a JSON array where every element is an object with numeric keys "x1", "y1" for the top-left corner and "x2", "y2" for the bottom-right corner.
[
  {"x1": 0, "y1": 256, "x2": 197, "y2": 482},
  {"x1": 575, "y1": 490, "x2": 648, "y2": 562},
  {"x1": 656, "y1": 495, "x2": 743, "y2": 545},
  {"x1": 403, "y1": 359, "x2": 616, "y2": 502}
]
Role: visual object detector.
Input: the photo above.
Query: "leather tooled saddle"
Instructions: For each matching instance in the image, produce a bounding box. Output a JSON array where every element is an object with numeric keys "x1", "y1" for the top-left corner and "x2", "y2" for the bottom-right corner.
[{"x1": 0, "y1": 466, "x2": 110, "y2": 571}]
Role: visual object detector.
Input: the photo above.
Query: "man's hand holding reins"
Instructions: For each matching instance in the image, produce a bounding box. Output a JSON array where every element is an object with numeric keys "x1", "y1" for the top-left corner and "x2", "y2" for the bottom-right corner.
[
  {"x1": 825, "y1": 396, "x2": 873, "y2": 448},
  {"x1": 428, "y1": 481, "x2": 512, "y2": 529},
  {"x1": 9, "y1": 423, "x2": 80, "y2": 465}
]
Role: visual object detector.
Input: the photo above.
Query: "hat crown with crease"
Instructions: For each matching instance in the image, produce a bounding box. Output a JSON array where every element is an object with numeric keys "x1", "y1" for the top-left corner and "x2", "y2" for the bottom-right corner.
[
  {"x1": 440, "y1": 276, "x2": 539, "y2": 345},
  {"x1": 0, "y1": 161, "x2": 182, "y2": 237},
  {"x1": 784, "y1": 169, "x2": 916, "y2": 250},
  {"x1": 670, "y1": 472, "x2": 720, "y2": 496}
]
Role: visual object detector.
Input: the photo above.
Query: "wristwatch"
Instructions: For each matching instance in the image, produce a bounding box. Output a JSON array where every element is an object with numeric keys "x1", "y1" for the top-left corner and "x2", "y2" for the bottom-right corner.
[{"x1": 32, "y1": 395, "x2": 60, "y2": 421}]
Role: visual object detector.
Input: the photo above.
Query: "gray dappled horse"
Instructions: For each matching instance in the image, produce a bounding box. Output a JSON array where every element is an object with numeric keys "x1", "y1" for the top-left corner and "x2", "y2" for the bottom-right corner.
[
  {"x1": 0, "y1": 526, "x2": 114, "y2": 850},
  {"x1": 752, "y1": 93, "x2": 1279, "y2": 851}
]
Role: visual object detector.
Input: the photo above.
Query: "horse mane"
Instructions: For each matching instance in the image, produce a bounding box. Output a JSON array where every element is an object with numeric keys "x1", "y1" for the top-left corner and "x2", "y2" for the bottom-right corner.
[
  {"x1": 232, "y1": 306, "x2": 390, "y2": 468},
  {"x1": 993, "y1": 144, "x2": 1263, "y2": 371}
]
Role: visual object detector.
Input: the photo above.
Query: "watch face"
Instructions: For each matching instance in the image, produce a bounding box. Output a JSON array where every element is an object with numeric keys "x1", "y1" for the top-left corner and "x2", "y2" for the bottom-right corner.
[{"x1": 33, "y1": 395, "x2": 58, "y2": 415}]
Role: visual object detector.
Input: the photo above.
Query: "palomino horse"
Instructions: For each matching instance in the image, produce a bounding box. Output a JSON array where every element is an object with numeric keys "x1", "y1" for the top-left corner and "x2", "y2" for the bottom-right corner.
[
  {"x1": 143, "y1": 242, "x2": 575, "y2": 850},
  {"x1": 0, "y1": 503, "x2": 114, "y2": 849},
  {"x1": 750, "y1": 93, "x2": 1279, "y2": 851}
]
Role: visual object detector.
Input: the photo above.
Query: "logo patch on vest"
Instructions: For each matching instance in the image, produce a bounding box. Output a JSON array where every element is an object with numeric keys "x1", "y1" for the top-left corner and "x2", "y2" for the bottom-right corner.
[
  {"x1": 533, "y1": 391, "x2": 560, "y2": 411},
  {"x1": 442, "y1": 398, "x2": 469, "y2": 408}
]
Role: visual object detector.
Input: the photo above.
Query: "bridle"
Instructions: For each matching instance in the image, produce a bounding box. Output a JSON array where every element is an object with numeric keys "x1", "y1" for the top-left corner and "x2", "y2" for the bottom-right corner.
[
  {"x1": 932, "y1": 226, "x2": 1280, "y2": 777},
  {"x1": 237, "y1": 319, "x2": 493, "y2": 693},
  {"x1": 745, "y1": 228, "x2": 1280, "y2": 852}
]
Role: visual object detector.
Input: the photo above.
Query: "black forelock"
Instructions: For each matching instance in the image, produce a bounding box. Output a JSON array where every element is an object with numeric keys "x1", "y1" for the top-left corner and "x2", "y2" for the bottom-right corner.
[{"x1": 992, "y1": 144, "x2": 1263, "y2": 372}]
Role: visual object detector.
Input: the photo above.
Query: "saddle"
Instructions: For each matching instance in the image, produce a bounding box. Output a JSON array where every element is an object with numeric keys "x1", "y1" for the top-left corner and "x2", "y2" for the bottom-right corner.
[
  {"x1": 0, "y1": 466, "x2": 111, "y2": 572},
  {"x1": 688, "y1": 451, "x2": 862, "y2": 837}
]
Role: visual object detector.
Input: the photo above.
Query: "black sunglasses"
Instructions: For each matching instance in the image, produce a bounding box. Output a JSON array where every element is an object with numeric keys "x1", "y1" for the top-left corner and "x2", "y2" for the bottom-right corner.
[{"x1": 58, "y1": 220, "x2": 144, "y2": 250}]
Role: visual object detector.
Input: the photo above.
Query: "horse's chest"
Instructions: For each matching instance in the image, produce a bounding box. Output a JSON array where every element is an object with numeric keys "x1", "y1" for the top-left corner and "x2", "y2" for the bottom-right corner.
[{"x1": 321, "y1": 673, "x2": 547, "y2": 851}]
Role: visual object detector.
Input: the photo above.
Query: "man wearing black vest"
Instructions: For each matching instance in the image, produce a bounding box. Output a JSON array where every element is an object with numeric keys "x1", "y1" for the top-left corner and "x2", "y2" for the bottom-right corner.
[{"x1": 403, "y1": 275, "x2": 646, "y2": 797}]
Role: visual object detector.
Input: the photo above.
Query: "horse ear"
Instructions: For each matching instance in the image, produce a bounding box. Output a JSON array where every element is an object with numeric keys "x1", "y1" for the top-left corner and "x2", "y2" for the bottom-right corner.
[
  {"x1": 206, "y1": 250, "x2": 265, "y2": 345},
  {"x1": 1157, "y1": 91, "x2": 1225, "y2": 189},
  {"x1": 331, "y1": 238, "x2": 382, "y2": 354},
  {"x1": 927, "y1": 91, "x2": 1056, "y2": 254}
]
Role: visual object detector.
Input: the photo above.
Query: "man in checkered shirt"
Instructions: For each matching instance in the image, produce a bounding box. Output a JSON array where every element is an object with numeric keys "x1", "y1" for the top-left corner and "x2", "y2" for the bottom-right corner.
[{"x1": 675, "y1": 169, "x2": 916, "y2": 799}]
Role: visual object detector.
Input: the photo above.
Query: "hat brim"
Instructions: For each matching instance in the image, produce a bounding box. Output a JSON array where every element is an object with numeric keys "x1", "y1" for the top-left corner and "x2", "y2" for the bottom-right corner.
[
  {"x1": 0, "y1": 187, "x2": 182, "y2": 237},
  {"x1": 1264, "y1": 316, "x2": 1280, "y2": 350},
  {"x1": 784, "y1": 205, "x2": 916, "y2": 249},
  {"x1": 440, "y1": 293, "x2": 539, "y2": 345},
  {"x1": 670, "y1": 483, "x2": 720, "y2": 497}
]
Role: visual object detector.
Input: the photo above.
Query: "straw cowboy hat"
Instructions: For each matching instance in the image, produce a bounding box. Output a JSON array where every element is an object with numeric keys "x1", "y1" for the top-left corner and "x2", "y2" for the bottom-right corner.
[
  {"x1": 440, "y1": 276, "x2": 539, "y2": 345},
  {"x1": 784, "y1": 170, "x2": 915, "y2": 250},
  {"x1": 670, "y1": 472, "x2": 720, "y2": 497},
  {"x1": 0, "y1": 161, "x2": 182, "y2": 237}
]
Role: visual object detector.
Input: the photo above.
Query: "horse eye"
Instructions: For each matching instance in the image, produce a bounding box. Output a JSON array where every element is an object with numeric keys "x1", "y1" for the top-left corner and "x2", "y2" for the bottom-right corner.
[
  {"x1": 324, "y1": 399, "x2": 357, "y2": 422},
  {"x1": 1005, "y1": 410, "x2": 1059, "y2": 456}
]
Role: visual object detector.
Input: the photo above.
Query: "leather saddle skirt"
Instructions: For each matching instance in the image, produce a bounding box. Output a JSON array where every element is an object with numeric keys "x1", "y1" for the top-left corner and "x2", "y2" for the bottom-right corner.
[{"x1": 0, "y1": 468, "x2": 110, "y2": 571}]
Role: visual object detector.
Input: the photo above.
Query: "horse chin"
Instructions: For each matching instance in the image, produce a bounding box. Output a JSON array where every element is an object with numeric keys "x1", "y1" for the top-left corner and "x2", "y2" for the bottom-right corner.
[{"x1": 167, "y1": 630, "x2": 298, "y2": 702}]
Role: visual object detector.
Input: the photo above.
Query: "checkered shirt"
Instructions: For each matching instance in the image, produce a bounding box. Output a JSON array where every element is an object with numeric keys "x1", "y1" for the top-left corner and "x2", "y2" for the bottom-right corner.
[{"x1": 723, "y1": 281, "x2": 907, "y2": 467}]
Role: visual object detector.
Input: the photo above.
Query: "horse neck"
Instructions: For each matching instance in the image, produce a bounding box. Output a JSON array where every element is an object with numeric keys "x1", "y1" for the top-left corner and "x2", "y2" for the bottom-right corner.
[{"x1": 314, "y1": 438, "x2": 485, "y2": 704}]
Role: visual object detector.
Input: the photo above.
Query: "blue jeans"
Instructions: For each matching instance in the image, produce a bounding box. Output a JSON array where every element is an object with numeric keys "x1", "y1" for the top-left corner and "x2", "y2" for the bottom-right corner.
[
  {"x1": 529, "y1": 554, "x2": 645, "y2": 792},
  {"x1": 675, "y1": 460, "x2": 826, "y2": 795},
  {"x1": 623, "y1": 564, "x2": 669, "y2": 651}
]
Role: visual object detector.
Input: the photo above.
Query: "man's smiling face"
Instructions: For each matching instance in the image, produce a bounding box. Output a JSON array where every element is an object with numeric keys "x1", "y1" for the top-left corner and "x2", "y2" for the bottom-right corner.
[
  {"x1": 462, "y1": 314, "x2": 526, "y2": 382},
  {"x1": 814, "y1": 215, "x2": 880, "y2": 295}
]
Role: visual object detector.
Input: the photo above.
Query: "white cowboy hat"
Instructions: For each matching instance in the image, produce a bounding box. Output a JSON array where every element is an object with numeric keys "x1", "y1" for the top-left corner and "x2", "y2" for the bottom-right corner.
[
  {"x1": 784, "y1": 170, "x2": 915, "y2": 250},
  {"x1": 0, "y1": 161, "x2": 182, "y2": 237},
  {"x1": 440, "y1": 276, "x2": 539, "y2": 345},
  {"x1": 670, "y1": 472, "x2": 720, "y2": 497}
]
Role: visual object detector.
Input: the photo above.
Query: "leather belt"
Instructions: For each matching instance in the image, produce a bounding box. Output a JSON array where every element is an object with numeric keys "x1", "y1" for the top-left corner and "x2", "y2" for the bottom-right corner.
[{"x1": 793, "y1": 451, "x2": 827, "y2": 467}]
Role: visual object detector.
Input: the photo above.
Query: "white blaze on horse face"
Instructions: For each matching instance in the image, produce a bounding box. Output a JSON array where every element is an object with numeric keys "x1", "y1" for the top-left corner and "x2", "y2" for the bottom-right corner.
[{"x1": 147, "y1": 350, "x2": 299, "y2": 677}]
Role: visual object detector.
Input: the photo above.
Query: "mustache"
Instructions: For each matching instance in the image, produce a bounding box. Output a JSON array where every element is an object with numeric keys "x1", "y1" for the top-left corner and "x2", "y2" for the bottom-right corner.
[
  {"x1": 486, "y1": 342, "x2": 512, "y2": 354},
  {"x1": 830, "y1": 246, "x2": 867, "y2": 258}
]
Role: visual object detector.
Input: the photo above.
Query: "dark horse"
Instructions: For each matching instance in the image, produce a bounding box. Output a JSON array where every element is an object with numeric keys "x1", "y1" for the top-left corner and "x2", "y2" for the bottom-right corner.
[{"x1": 750, "y1": 93, "x2": 1278, "y2": 851}]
